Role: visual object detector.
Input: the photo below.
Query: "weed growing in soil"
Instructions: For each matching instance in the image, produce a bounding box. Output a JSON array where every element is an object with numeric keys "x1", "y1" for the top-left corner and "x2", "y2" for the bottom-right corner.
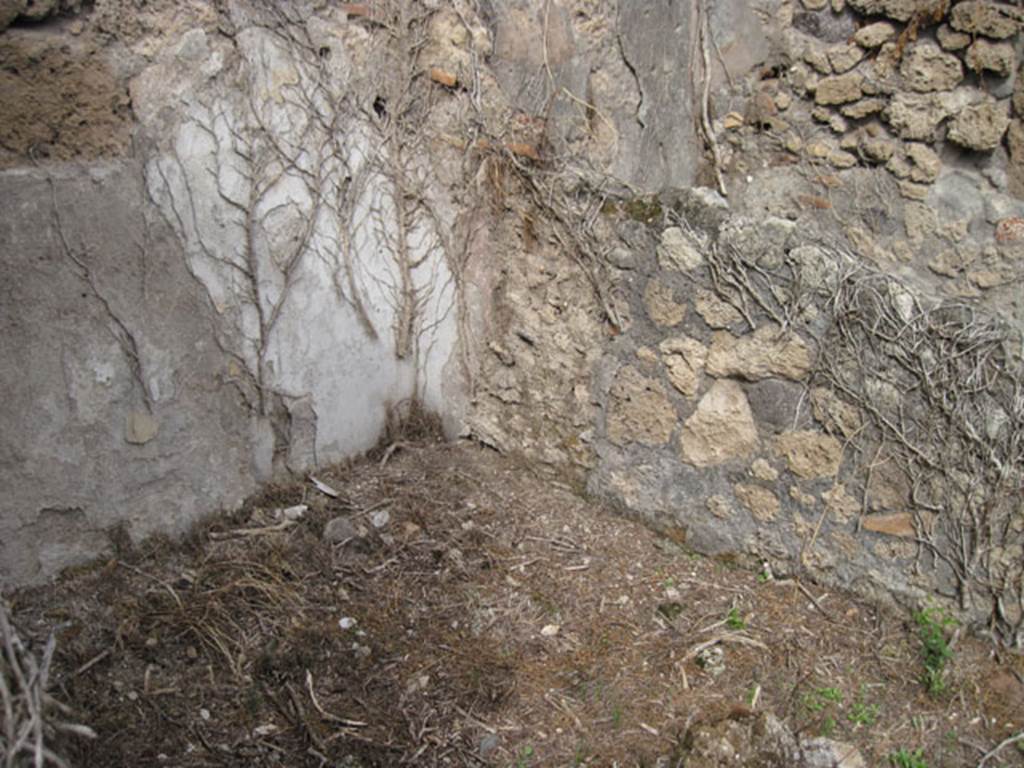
[
  {"x1": 915, "y1": 605, "x2": 956, "y2": 696},
  {"x1": 889, "y1": 747, "x2": 929, "y2": 768},
  {"x1": 726, "y1": 606, "x2": 746, "y2": 630}
]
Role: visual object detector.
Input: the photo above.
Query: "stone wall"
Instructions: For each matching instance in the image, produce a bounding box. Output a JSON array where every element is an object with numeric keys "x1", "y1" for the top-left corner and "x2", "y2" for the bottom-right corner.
[
  {"x1": 465, "y1": 0, "x2": 1024, "y2": 644},
  {"x1": 3, "y1": 0, "x2": 1022, "y2": 647},
  {"x1": 1, "y1": 0, "x2": 474, "y2": 585}
]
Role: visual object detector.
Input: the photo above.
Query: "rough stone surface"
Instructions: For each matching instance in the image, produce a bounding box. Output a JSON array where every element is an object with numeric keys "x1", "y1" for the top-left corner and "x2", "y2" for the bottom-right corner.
[
  {"x1": 643, "y1": 279, "x2": 686, "y2": 326},
  {"x1": 828, "y1": 43, "x2": 864, "y2": 73},
  {"x1": 842, "y1": 97, "x2": 886, "y2": 119},
  {"x1": 694, "y1": 289, "x2": 743, "y2": 328},
  {"x1": 751, "y1": 458, "x2": 779, "y2": 482},
  {"x1": 965, "y1": 38, "x2": 1016, "y2": 78},
  {"x1": 950, "y1": 1, "x2": 1020, "y2": 40},
  {"x1": 846, "y1": 0, "x2": 925, "y2": 21},
  {"x1": 810, "y1": 387, "x2": 862, "y2": 438},
  {"x1": 735, "y1": 483, "x2": 781, "y2": 522},
  {"x1": 706, "y1": 326, "x2": 812, "y2": 381},
  {"x1": 657, "y1": 227, "x2": 704, "y2": 271},
  {"x1": 900, "y1": 41, "x2": 963, "y2": 93},
  {"x1": 679, "y1": 380, "x2": 758, "y2": 467},
  {"x1": 607, "y1": 366, "x2": 677, "y2": 446},
  {"x1": 885, "y1": 89, "x2": 981, "y2": 140},
  {"x1": 947, "y1": 98, "x2": 1011, "y2": 151},
  {"x1": 775, "y1": 431, "x2": 843, "y2": 478},
  {"x1": 822, "y1": 484, "x2": 860, "y2": 523},
  {"x1": 936, "y1": 23, "x2": 971, "y2": 51},
  {"x1": 815, "y1": 72, "x2": 864, "y2": 105},
  {"x1": 854, "y1": 21, "x2": 896, "y2": 48},
  {"x1": 906, "y1": 142, "x2": 941, "y2": 183},
  {"x1": 706, "y1": 495, "x2": 734, "y2": 519},
  {"x1": 660, "y1": 337, "x2": 708, "y2": 399},
  {"x1": 794, "y1": 7, "x2": 858, "y2": 43}
]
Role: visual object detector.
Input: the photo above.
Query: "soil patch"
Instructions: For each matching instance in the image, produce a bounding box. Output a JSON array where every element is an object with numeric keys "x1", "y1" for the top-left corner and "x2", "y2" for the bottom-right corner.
[{"x1": 5, "y1": 442, "x2": 1024, "y2": 766}]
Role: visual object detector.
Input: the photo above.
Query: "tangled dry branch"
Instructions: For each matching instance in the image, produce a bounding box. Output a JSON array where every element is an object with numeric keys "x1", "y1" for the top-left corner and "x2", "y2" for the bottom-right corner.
[
  {"x1": 1, "y1": 603, "x2": 95, "y2": 768},
  {"x1": 705, "y1": 239, "x2": 1024, "y2": 646}
]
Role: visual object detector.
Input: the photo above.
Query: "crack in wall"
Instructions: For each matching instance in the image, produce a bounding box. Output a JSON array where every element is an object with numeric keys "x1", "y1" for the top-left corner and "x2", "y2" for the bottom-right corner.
[{"x1": 615, "y1": 27, "x2": 646, "y2": 131}]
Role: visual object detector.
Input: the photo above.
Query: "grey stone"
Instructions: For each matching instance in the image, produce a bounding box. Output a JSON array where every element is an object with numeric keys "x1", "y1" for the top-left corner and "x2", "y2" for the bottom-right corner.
[
  {"x1": 793, "y1": 8, "x2": 858, "y2": 43},
  {"x1": 478, "y1": 734, "x2": 500, "y2": 759},
  {"x1": 801, "y1": 738, "x2": 867, "y2": 767},
  {"x1": 323, "y1": 516, "x2": 360, "y2": 543},
  {"x1": 0, "y1": 165, "x2": 261, "y2": 585},
  {"x1": 745, "y1": 378, "x2": 806, "y2": 433}
]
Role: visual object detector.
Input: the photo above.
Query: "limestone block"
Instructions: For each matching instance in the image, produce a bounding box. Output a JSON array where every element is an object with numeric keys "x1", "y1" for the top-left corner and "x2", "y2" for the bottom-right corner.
[
  {"x1": 643, "y1": 279, "x2": 686, "y2": 327},
  {"x1": 679, "y1": 380, "x2": 758, "y2": 467},
  {"x1": 694, "y1": 288, "x2": 743, "y2": 329},
  {"x1": 659, "y1": 337, "x2": 708, "y2": 399},
  {"x1": 775, "y1": 430, "x2": 843, "y2": 478},
  {"x1": 861, "y1": 136, "x2": 897, "y2": 162},
  {"x1": 822, "y1": 484, "x2": 859, "y2": 522},
  {"x1": 885, "y1": 89, "x2": 982, "y2": 141},
  {"x1": 936, "y1": 24, "x2": 971, "y2": 51},
  {"x1": 899, "y1": 41, "x2": 963, "y2": 93},
  {"x1": 706, "y1": 325, "x2": 812, "y2": 381},
  {"x1": 606, "y1": 366, "x2": 677, "y2": 446},
  {"x1": 750, "y1": 458, "x2": 779, "y2": 482},
  {"x1": 841, "y1": 98, "x2": 886, "y2": 119},
  {"x1": 947, "y1": 98, "x2": 1011, "y2": 151},
  {"x1": 847, "y1": 0, "x2": 928, "y2": 21},
  {"x1": 735, "y1": 483, "x2": 780, "y2": 522},
  {"x1": 828, "y1": 43, "x2": 865, "y2": 73},
  {"x1": 657, "y1": 227, "x2": 704, "y2": 272},
  {"x1": 965, "y1": 39, "x2": 1016, "y2": 78},
  {"x1": 854, "y1": 21, "x2": 896, "y2": 49},
  {"x1": 950, "y1": 1, "x2": 1020, "y2": 40},
  {"x1": 906, "y1": 142, "x2": 941, "y2": 183},
  {"x1": 815, "y1": 73, "x2": 864, "y2": 105},
  {"x1": 706, "y1": 495, "x2": 734, "y2": 519},
  {"x1": 809, "y1": 387, "x2": 862, "y2": 438}
]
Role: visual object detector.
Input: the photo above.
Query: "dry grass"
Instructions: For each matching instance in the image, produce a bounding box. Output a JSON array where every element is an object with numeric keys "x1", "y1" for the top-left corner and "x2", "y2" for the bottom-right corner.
[{"x1": 4, "y1": 442, "x2": 1024, "y2": 767}]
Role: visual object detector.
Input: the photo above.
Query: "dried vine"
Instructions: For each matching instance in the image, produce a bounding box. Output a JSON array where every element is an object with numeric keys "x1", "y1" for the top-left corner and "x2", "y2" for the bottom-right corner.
[{"x1": 705, "y1": 238, "x2": 1024, "y2": 646}]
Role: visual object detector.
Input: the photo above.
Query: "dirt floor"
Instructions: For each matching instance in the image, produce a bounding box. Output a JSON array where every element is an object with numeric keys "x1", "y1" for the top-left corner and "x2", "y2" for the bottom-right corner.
[{"x1": 4, "y1": 440, "x2": 1024, "y2": 767}]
